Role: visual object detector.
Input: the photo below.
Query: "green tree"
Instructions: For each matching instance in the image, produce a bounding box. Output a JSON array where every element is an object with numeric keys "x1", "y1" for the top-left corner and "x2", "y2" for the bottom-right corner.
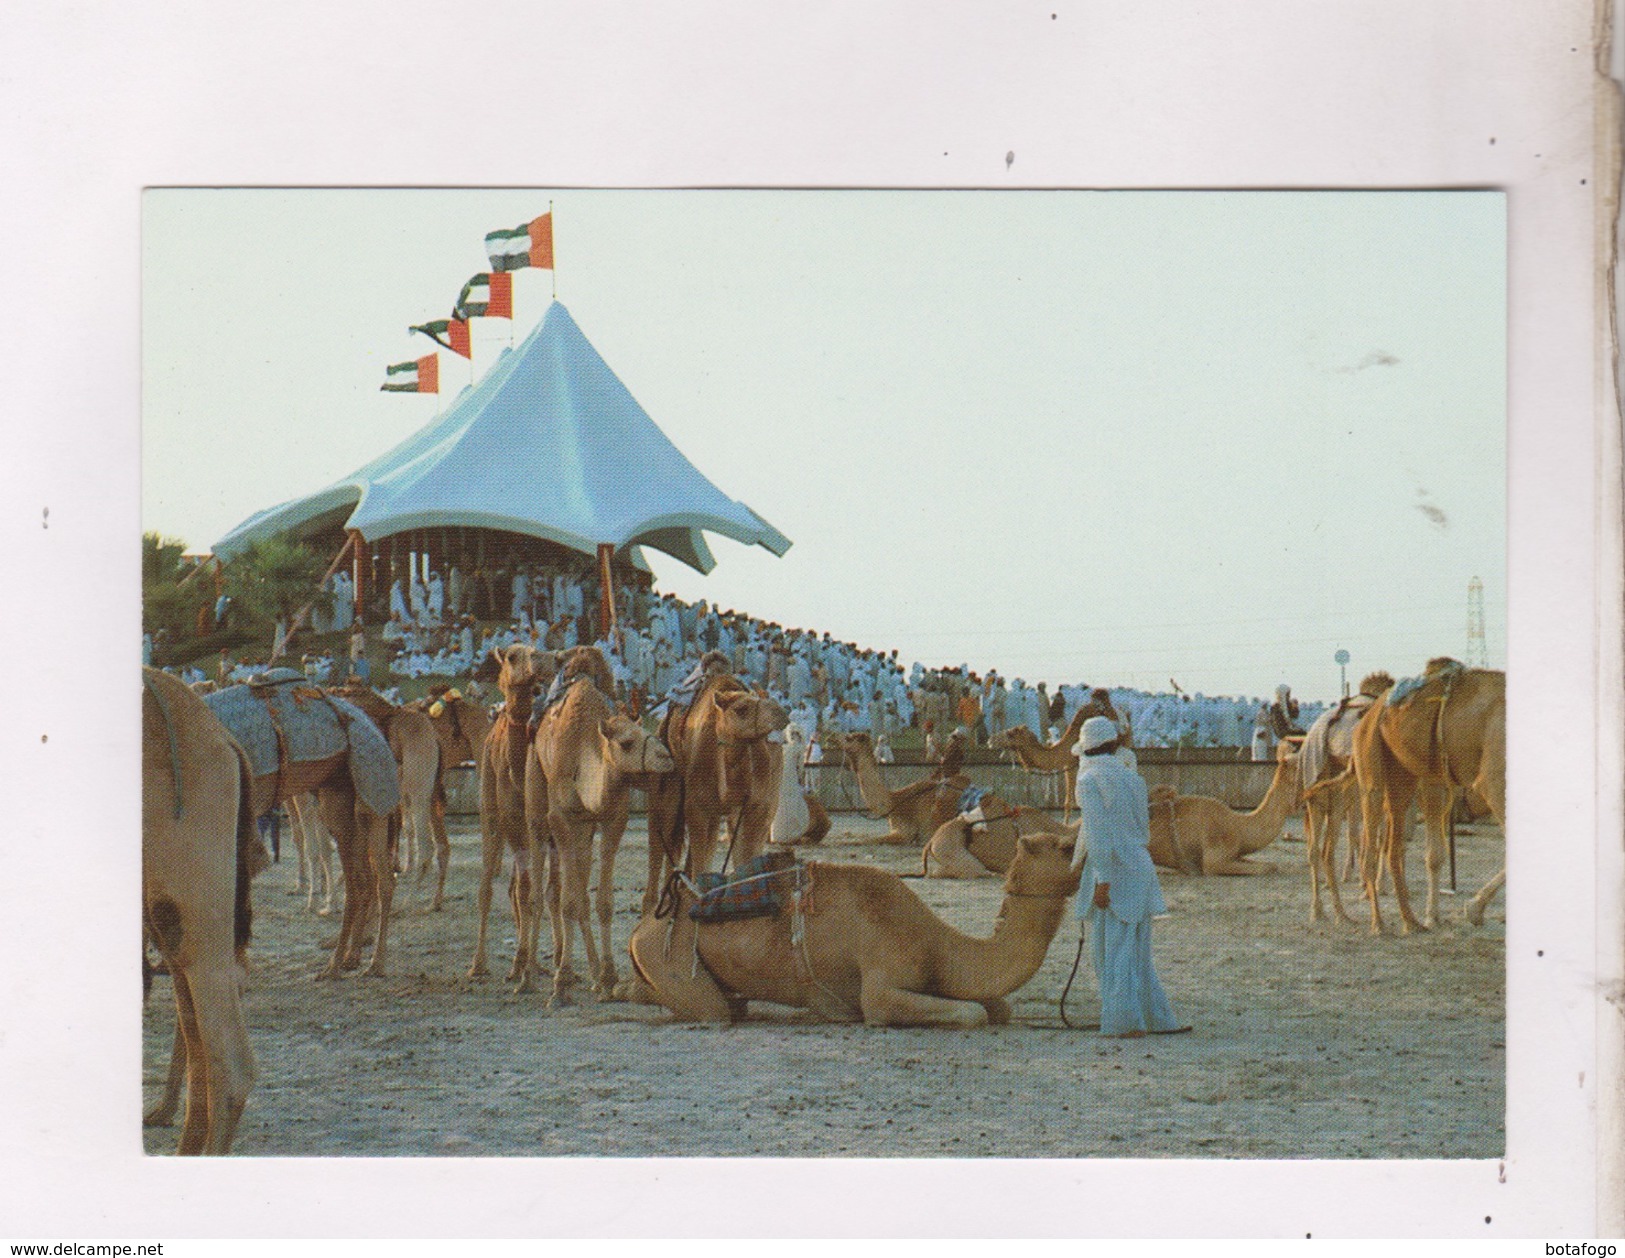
[
  {"x1": 225, "y1": 537, "x2": 333, "y2": 644},
  {"x1": 142, "y1": 531, "x2": 199, "y2": 641}
]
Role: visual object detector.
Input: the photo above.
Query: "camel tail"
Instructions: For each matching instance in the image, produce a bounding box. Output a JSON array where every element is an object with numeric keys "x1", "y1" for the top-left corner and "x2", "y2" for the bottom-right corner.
[{"x1": 233, "y1": 749, "x2": 260, "y2": 956}]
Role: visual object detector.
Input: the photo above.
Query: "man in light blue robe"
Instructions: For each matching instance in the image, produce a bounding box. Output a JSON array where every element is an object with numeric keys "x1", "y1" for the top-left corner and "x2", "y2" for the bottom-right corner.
[{"x1": 1072, "y1": 716, "x2": 1187, "y2": 1038}]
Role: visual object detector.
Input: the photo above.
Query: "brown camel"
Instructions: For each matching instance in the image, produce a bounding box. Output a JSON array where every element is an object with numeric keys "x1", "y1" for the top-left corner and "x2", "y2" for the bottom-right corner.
[
  {"x1": 202, "y1": 674, "x2": 400, "y2": 979},
  {"x1": 1299, "y1": 671, "x2": 1392, "y2": 923},
  {"x1": 988, "y1": 705, "x2": 1093, "y2": 813},
  {"x1": 769, "y1": 723, "x2": 832, "y2": 846},
  {"x1": 413, "y1": 686, "x2": 492, "y2": 902},
  {"x1": 837, "y1": 729, "x2": 970, "y2": 846},
  {"x1": 467, "y1": 643, "x2": 557, "y2": 982},
  {"x1": 1146, "y1": 737, "x2": 1303, "y2": 875},
  {"x1": 922, "y1": 788, "x2": 1075, "y2": 879},
  {"x1": 528, "y1": 646, "x2": 676, "y2": 1004},
  {"x1": 628, "y1": 832, "x2": 1082, "y2": 1026},
  {"x1": 1352, "y1": 661, "x2": 1506, "y2": 935},
  {"x1": 142, "y1": 668, "x2": 263, "y2": 1154},
  {"x1": 333, "y1": 685, "x2": 445, "y2": 909},
  {"x1": 644, "y1": 663, "x2": 790, "y2": 907}
]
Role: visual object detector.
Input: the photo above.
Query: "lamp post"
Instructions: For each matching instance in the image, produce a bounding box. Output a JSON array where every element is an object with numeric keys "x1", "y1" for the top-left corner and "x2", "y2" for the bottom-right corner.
[{"x1": 1334, "y1": 648, "x2": 1350, "y2": 699}]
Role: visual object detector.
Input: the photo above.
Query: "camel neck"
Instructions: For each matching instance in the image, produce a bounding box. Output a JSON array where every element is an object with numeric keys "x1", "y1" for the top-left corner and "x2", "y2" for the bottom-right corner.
[
  {"x1": 846, "y1": 746, "x2": 891, "y2": 812},
  {"x1": 1240, "y1": 759, "x2": 1300, "y2": 854},
  {"x1": 938, "y1": 887, "x2": 1069, "y2": 1000}
]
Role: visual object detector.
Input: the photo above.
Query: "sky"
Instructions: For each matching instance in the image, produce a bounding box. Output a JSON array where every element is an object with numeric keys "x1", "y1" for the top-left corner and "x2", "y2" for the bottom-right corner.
[{"x1": 143, "y1": 189, "x2": 1505, "y2": 701}]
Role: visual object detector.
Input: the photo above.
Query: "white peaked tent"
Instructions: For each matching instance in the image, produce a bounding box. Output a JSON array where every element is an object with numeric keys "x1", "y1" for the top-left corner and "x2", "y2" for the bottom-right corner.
[{"x1": 214, "y1": 302, "x2": 791, "y2": 593}]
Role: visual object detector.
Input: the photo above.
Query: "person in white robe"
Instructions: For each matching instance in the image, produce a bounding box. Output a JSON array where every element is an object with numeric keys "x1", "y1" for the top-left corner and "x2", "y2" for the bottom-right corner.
[
  {"x1": 427, "y1": 570, "x2": 445, "y2": 624},
  {"x1": 389, "y1": 576, "x2": 410, "y2": 625},
  {"x1": 1071, "y1": 716, "x2": 1186, "y2": 1039}
]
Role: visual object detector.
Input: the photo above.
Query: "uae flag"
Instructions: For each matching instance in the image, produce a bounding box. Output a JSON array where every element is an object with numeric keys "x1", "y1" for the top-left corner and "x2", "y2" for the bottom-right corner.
[
  {"x1": 485, "y1": 213, "x2": 553, "y2": 272},
  {"x1": 409, "y1": 317, "x2": 472, "y2": 358},
  {"x1": 381, "y1": 354, "x2": 438, "y2": 393},
  {"x1": 454, "y1": 270, "x2": 513, "y2": 320}
]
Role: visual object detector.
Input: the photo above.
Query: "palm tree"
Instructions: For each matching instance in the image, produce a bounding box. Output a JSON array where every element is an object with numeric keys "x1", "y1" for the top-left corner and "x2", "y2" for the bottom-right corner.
[
  {"x1": 225, "y1": 537, "x2": 333, "y2": 652},
  {"x1": 142, "y1": 531, "x2": 199, "y2": 643}
]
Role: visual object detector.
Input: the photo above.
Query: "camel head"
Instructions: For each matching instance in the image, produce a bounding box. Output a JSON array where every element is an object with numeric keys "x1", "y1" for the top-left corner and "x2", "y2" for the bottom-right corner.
[
  {"x1": 837, "y1": 730, "x2": 873, "y2": 768},
  {"x1": 1004, "y1": 833, "x2": 1082, "y2": 899},
  {"x1": 1358, "y1": 670, "x2": 1395, "y2": 698},
  {"x1": 477, "y1": 644, "x2": 556, "y2": 708},
  {"x1": 712, "y1": 687, "x2": 790, "y2": 743},
  {"x1": 559, "y1": 644, "x2": 616, "y2": 695},
  {"x1": 598, "y1": 713, "x2": 676, "y2": 779},
  {"x1": 987, "y1": 727, "x2": 1029, "y2": 754}
]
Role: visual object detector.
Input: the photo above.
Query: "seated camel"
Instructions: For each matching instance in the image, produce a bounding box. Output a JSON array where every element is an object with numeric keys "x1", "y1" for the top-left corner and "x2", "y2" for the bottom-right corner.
[
  {"x1": 628, "y1": 833, "x2": 1081, "y2": 1027},
  {"x1": 142, "y1": 667, "x2": 265, "y2": 1154},
  {"x1": 467, "y1": 643, "x2": 557, "y2": 984},
  {"x1": 837, "y1": 729, "x2": 969, "y2": 845},
  {"x1": 922, "y1": 787, "x2": 1075, "y2": 879},
  {"x1": 1146, "y1": 738, "x2": 1303, "y2": 875}
]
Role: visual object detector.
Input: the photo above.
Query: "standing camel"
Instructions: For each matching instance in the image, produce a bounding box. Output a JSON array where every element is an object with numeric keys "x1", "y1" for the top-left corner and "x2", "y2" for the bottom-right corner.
[
  {"x1": 1146, "y1": 738, "x2": 1303, "y2": 875},
  {"x1": 988, "y1": 705, "x2": 1093, "y2": 814},
  {"x1": 333, "y1": 685, "x2": 445, "y2": 909},
  {"x1": 529, "y1": 646, "x2": 675, "y2": 1004},
  {"x1": 467, "y1": 643, "x2": 556, "y2": 983},
  {"x1": 142, "y1": 668, "x2": 263, "y2": 1154},
  {"x1": 1352, "y1": 661, "x2": 1506, "y2": 935},
  {"x1": 414, "y1": 686, "x2": 492, "y2": 903},
  {"x1": 1299, "y1": 672, "x2": 1391, "y2": 923},
  {"x1": 644, "y1": 665, "x2": 790, "y2": 903},
  {"x1": 836, "y1": 730, "x2": 969, "y2": 846},
  {"x1": 203, "y1": 671, "x2": 400, "y2": 978}
]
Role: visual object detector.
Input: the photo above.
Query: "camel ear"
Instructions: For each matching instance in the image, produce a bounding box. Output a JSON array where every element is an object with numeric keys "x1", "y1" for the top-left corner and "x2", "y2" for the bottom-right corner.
[
  {"x1": 714, "y1": 690, "x2": 745, "y2": 710},
  {"x1": 1017, "y1": 835, "x2": 1044, "y2": 857},
  {"x1": 472, "y1": 648, "x2": 501, "y2": 683}
]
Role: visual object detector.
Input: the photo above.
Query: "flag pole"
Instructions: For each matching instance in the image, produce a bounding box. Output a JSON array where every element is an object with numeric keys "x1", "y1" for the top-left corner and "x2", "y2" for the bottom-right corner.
[{"x1": 550, "y1": 200, "x2": 557, "y2": 301}]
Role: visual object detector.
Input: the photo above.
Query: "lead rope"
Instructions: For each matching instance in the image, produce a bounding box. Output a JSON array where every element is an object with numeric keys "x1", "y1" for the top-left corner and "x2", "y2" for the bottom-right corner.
[{"x1": 1058, "y1": 929, "x2": 1088, "y2": 1029}]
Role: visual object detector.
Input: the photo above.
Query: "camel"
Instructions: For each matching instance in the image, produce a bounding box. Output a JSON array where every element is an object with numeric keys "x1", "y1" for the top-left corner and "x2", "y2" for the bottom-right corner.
[
  {"x1": 332, "y1": 685, "x2": 445, "y2": 909},
  {"x1": 285, "y1": 792, "x2": 336, "y2": 915},
  {"x1": 837, "y1": 729, "x2": 969, "y2": 846},
  {"x1": 627, "y1": 832, "x2": 1082, "y2": 1027},
  {"x1": 922, "y1": 788, "x2": 1075, "y2": 879},
  {"x1": 528, "y1": 646, "x2": 676, "y2": 1004},
  {"x1": 988, "y1": 705, "x2": 1093, "y2": 813},
  {"x1": 202, "y1": 672, "x2": 400, "y2": 978},
  {"x1": 1352, "y1": 660, "x2": 1506, "y2": 934},
  {"x1": 1146, "y1": 738, "x2": 1303, "y2": 875},
  {"x1": 769, "y1": 723, "x2": 831, "y2": 846},
  {"x1": 142, "y1": 668, "x2": 263, "y2": 1154},
  {"x1": 1299, "y1": 672, "x2": 1392, "y2": 923},
  {"x1": 467, "y1": 643, "x2": 557, "y2": 982},
  {"x1": 413, "y1": 687, "x2": 492, "y2": 898},
  {"x1": 644, "y1": 661, "x2": 790, "y2": 908}
]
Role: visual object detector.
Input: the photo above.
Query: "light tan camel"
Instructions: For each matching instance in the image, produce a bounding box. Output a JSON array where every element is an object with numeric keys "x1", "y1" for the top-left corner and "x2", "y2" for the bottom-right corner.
[
  {"x1": 528, "y1": 646, "x2": 676, "y2": 1004},
  {"x1": 1352, "y1": 661, "x2": 1506, "y2": 935},
  {"x1": 628, "y1": 832, "x2": 1082, "y2": 1026},
  {"x1": 142, "y1": 668, "x2": 263, "y2": 1154},
  {"x1": 467, "y1": 643, "x2": 557, "y2": 982},
  {"x1": 988, "y1": 705, "x2": 1093, "y2": 813},
  {"x1": 1300, "y1": 672, "x2": 1392, "y2": 923},
  {"x1": 284, "y1": 791, "x2": 335, "y2": 915},
  {"x1": 333, "y1": 685, "x2": 445, "y2": 909},
  {"x1": 644, "y1": 663, "x2": 790, "y2": 907},
  {"x1": 769, "y1": 723, "x2": 832, "y2": 846},
  {"x1": 1146, "y1": 738, "x2": 1303, "y2": 875},
  {"x1": 922, "y1": 789, "x2": 1075, "y2": 879},
  {"x1": 837, "y1": 729, "x2": 970, "y2": 846},
  {"x1": 413, "y1": 687, "x2": 492, "y2": 906}
]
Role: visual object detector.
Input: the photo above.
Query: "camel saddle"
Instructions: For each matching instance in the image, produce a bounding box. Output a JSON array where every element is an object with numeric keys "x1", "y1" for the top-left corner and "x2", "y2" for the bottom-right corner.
[
  {"x1": 204, "y1": 670, "x2": 401, "y2": 816},
  {"x1": 1387, "y1": 660, "x2": 1466, "y2": 709},
  {"x1": 689, "y1": 850, "x2": 800, "y2": 923}
]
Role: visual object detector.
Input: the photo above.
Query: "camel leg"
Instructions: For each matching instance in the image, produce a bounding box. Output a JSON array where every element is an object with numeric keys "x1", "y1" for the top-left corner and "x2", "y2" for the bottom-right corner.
[
  {"x1": 858, "y1": 973, "x2": 990, "y2": 1029},
  {"x1": 978, "y1": 996, "x2": 1013, "y2": 1025},
  {"x1": 1417, "y1": 782, "x2": 1453, "y2": 929},
  {"x1": 685, "y1": 816, "x2": 722, "y2": 881},
  {"x1": 626, "y1": 912, "x2": 734, "y2": 1022},
  {"x1": 183, "y1": 960, "x2": 256, "y2": 1154},
  {"x1": 1304, "y1": 794, "x2": 1327, "y2": 922},
  {"x1": 358, "y1": 808, "x2": 395, "y2": 976},
  {"x1": 1383, "y1": 775, "x2": 1425, "y2": 935},
  {"x1": 171, "y1": 970, "x2": 211, "y2": 1155},
  {"x1": 925, "y1": 823, "x2": 997, "y2": 879},
  {"x1": 318, "y1": 791, "x2": 366, "y2": 978},
  {"x1": 428, "y1": 800, "x2": 450, "y2": 912},
  {"x1": 593, "y1": 816, "x2": 628, "y2": 997},
  {"x1": 1204, "y1": 856, "x2": 1278, "y2": 876},
  {"x1": 468, "y1": 771, "x2": 506, "y2": 978},
  {"x1": 1466, "y1": 866, "x2": 1506, "y2": 925},
  {"x1": 547, "y1": 815, "x2": 602, "y2": 1008},
  {"x1": 1322, "y1": 790, "x2": 1355, "y2": 923},
  {"x1": 1354, "y1": 770, "x2": 1389, "y2": 936},
  {"x1": 144, "y1": 1015, "x2": 187, "y2": 1128}
]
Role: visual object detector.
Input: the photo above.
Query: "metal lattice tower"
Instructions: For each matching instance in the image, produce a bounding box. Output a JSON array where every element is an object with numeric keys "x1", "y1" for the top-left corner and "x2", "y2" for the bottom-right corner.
[{"x1": 1465, "y1": 575, "x2": 1489, "y2": 667}]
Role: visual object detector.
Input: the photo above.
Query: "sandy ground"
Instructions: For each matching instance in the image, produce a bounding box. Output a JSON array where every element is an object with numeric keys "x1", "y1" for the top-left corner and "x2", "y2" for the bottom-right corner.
[{"x1": 143, "y1": 811, "x2": 1504, "y2": 1158}]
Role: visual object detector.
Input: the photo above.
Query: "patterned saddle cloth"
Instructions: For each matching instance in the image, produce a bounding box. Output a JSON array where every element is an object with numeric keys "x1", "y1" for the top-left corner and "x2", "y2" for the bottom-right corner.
[
  {"x1": 1387, "y1": 659, "x2": 1465, "y2": 708},
  {"x1": 689, "y1": 850, "x2": 800, "y2": 923}
]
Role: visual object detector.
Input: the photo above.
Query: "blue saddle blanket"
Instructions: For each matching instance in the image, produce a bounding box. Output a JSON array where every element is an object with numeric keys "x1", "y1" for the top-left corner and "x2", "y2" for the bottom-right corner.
[
  {"x1": 205, "y1": 676, "x2": 400, "y2": 816},
  {"x1": 1387, "y1": 661, "x2": 1465, "y2": 709}
]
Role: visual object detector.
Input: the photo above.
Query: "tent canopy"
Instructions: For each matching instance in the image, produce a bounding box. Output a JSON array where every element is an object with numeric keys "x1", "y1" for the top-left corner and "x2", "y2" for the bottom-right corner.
[{"x1": 213, "y1": 302, "x2": 791, "y2": 574}]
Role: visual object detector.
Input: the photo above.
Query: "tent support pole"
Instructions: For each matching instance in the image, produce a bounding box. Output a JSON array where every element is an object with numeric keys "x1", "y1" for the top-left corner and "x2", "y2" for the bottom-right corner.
[
  {"x1": 597, "y1": 543, "x2": 618, "y2": 638},
  {"x1": 350, "y1": 530, "x2": 365, "y2": 623}
]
